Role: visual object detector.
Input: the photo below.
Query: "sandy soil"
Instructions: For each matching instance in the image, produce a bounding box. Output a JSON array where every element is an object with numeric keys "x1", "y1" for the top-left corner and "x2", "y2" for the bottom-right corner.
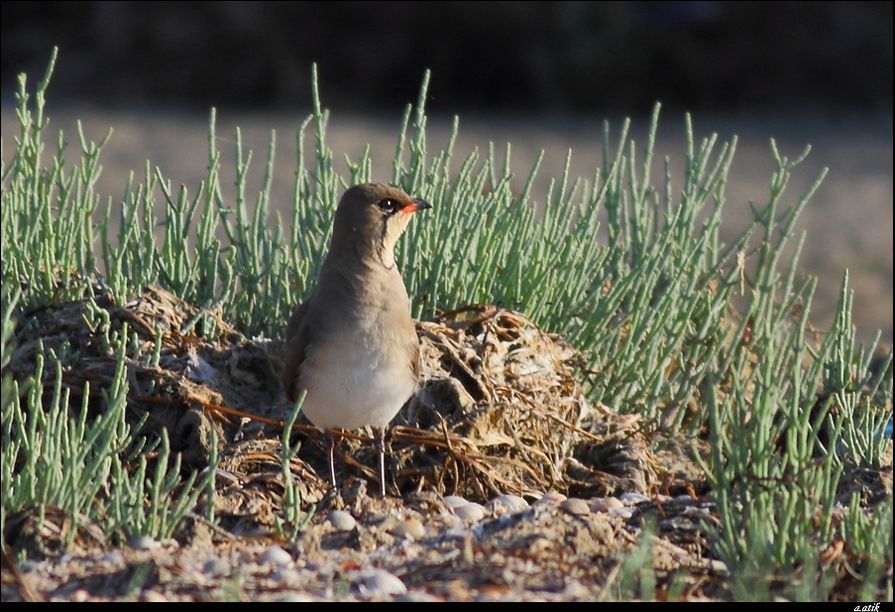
[{"x1": 0, "y1": 486, "x2": 728, "y2": 602}]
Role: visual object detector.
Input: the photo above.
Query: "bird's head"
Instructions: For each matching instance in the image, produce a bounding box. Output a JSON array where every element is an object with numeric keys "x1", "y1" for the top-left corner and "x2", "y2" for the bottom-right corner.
[{"x1": 331, "y1": 183, "x2": 432, "y2": 267}]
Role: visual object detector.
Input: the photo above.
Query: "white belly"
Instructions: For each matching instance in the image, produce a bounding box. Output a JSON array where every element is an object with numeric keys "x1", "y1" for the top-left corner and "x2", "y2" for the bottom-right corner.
[{"x1": 297, "y1": 332, "x2": 416, "y2": 430}]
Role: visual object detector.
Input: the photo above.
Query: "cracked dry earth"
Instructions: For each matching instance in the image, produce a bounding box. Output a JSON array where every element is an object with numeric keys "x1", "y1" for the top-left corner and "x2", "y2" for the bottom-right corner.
[{"x1": 2, "y1": 482, "x2": 725, "y2": 602}]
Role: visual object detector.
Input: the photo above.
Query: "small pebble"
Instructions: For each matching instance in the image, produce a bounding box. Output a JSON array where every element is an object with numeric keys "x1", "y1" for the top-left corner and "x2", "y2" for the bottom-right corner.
[
  {"x1": 270, "y1": 567, "x2": 301, "y2": 584},
  {"x1": 453, "y1": 503, "x2": 486, "y2": 522},
  {"x1": 259, "y1": 545, "x2": 293, "y2": 567},
  {"x1": 356, "y1": 569, "x2": 407, "y2": 595},
  {"x1": 590, "y1": 497, "x2": 624, "y2": 512},
  {"x1": 619, "y1": 492, "x2": 648, "y2": 505},
  {"x1": 561, "y1": 579, "x2": 590, "y2": 599},
  {"x1": 327, "y1": 510, "x2": 357, "y2": 531},
  {"x1": 560, "y1": 498, "x2": 591, "y2": 516},
  {"x1": 140, "y1": 590, "x2": 168, "y2": 602},
  {"x1": 397, "y1": 591, "x2": 441, "y2": 602},
  {"x1": 534, "y1": 492, "x2": 567, "y2": 506},
  {"x1": 487, "y1": 494, "x2": 529, "y2": 515},
  {"x1": 276, "y1": 593, "x2": 315, "y2": 602},
  {"x1": 71, "y1": 589, "x2": 90, "y2": 602},
  {"x1": 608, "y1": 507, "x2": 633, "y2": 519},
  {"x1": 392, "y1": 518, "x2": 425, "y2": 540},
  {"x1": 442, "y1": 495, "x2": 469, "y2": 510},
  {"x1": 129, "y1": 535, "x2": 161, "y2": 551}
]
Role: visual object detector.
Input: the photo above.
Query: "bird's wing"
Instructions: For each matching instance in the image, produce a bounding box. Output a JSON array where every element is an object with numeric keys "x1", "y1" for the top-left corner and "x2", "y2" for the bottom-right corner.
[
  {"x1": 410, "y1": 328, "x2": 420, "y2": 381},
  {"x1": 282, "y1": 297, "x2": 312, "y2": 403}
]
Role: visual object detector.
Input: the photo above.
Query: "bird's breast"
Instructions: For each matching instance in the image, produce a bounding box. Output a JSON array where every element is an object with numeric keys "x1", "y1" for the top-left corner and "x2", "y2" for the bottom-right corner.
[{"x1": 297, "y1": 320, "x2": 417, "y2": 430}]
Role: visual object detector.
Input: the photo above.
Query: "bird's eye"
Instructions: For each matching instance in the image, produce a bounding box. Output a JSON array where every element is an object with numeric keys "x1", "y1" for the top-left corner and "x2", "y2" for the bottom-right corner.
[{"x1": 377, "y1": 198, "x2": 399, "y2": 212}]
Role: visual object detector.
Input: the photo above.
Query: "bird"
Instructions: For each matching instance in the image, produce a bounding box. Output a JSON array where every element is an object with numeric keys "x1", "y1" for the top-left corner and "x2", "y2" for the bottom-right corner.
[{"x1": 282, "y1": 182, "x2": 432, "y2": 496}]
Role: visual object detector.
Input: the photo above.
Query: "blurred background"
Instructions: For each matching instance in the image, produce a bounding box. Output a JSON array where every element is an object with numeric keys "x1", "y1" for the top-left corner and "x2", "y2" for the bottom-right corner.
[
  {"x1": 1, "y1": 1, "x2": 892, "y2": 343},
  {"x1": 3, "y1": 1, "x2": 892, "y2": 113}
]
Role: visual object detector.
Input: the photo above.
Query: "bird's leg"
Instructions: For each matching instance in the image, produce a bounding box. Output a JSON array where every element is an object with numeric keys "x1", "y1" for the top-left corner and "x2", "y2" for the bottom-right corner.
[
  {"x1": 328, "y1": 432, "x2": 339, "y2": 492},
  {"x1": 378, "y1": 427, "x2": 387, "y2": 497}
]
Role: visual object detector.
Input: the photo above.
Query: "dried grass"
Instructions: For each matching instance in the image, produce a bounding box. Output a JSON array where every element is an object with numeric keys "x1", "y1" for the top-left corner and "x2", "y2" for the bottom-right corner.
[{"x1": 10, "y1": 285, "x2": 701, "y2": 517}]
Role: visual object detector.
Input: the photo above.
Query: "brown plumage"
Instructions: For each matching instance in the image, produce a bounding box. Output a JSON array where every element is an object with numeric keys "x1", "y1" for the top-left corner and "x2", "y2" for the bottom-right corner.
[{"x1": 282, "y1": 183, "x2": 431, "y2": 494}]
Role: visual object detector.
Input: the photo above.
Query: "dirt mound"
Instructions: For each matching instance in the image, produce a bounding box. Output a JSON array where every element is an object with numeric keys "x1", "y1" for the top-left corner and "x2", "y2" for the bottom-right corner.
[{"x1": 8, "y1": 285, "x2": 703, "y2": 532}]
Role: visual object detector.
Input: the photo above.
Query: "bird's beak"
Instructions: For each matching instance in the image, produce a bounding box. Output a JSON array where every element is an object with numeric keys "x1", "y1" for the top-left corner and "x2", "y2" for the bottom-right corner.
[{"x1": 400, "y1": 197, "x2": 433, "y2": 214}]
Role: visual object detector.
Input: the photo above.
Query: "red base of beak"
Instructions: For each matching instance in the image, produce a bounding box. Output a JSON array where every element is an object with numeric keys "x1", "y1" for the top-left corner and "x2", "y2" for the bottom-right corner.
[{"x1": 400, "y1": 197, "x2": 433, "y2": 214}]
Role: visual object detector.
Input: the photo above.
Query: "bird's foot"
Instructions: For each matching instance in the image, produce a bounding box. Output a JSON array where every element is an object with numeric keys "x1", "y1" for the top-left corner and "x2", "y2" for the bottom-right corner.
[{"x1": 318, "y1": 485, "x2": 345, "y2": 512}]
